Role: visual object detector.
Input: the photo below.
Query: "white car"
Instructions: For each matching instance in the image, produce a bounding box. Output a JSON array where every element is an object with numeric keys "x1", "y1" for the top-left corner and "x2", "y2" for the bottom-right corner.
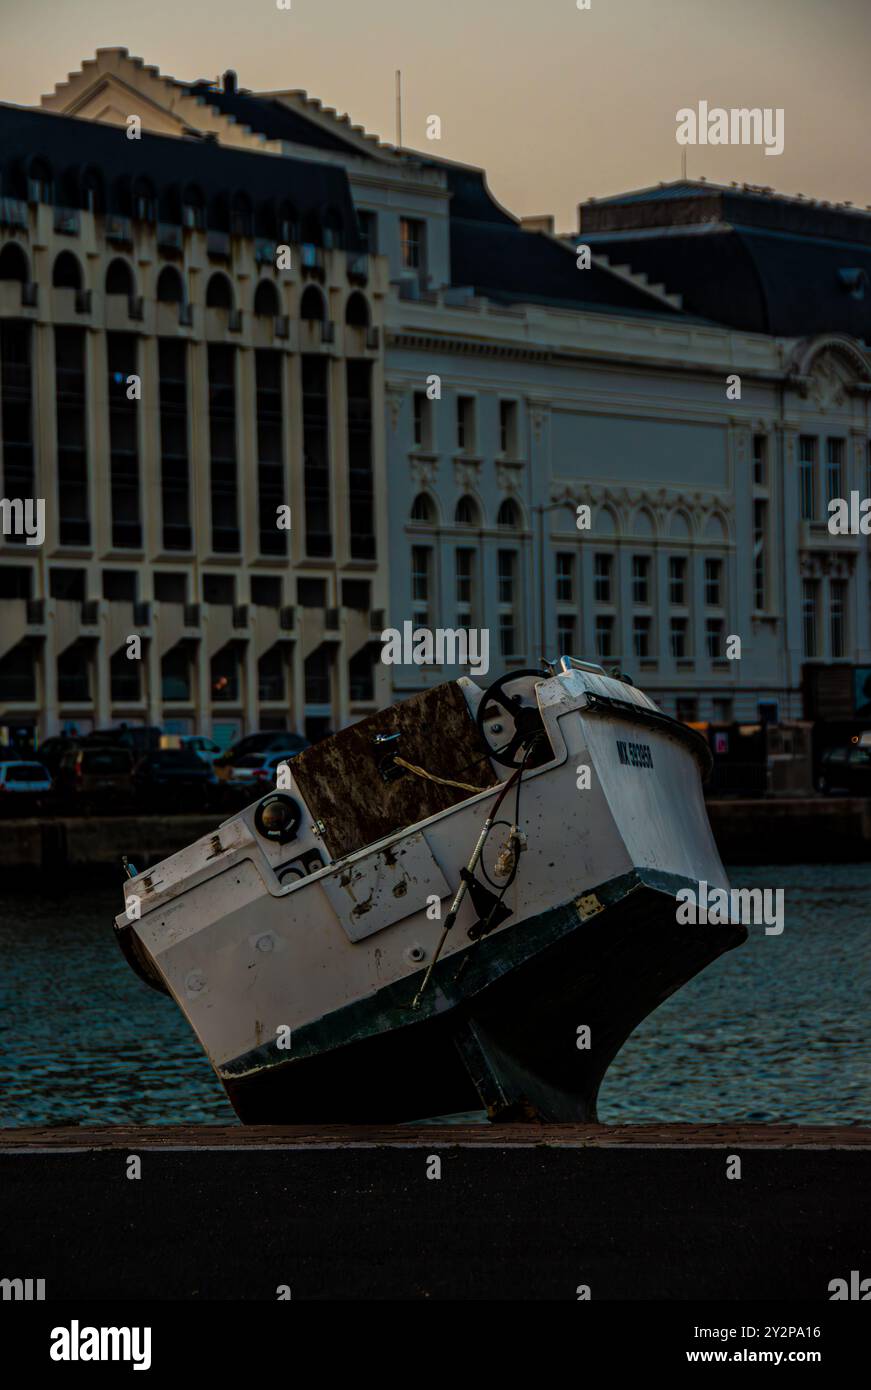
[
  {"x1": 0, "y1": 760, "x2": 53, "y2": 805},
  {"x1": 226, "y1": 750, "x2": 301, "y2": 791},
  {"x1": 177, "y1": 735, "x2": 224, "y2": 764}
]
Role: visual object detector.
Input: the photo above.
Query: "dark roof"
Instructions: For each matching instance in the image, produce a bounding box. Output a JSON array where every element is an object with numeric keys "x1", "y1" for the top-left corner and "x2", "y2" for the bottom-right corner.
[
  {"x1": 577, "y1": 181, "x2": 871, "y2": 336},
  {"x1": 185, "y1": 82, "x2": 374, "y2": 160},
  {"x1": 0, "y1": 102, "x2": 362, "y2": 248},
  {"x1": 416, "y1": 154, "x2": 682, "y2": 317}
]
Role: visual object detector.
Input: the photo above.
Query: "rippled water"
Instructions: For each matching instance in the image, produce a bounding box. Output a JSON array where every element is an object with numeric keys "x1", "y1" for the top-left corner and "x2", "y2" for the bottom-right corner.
[{"x1": 1, "y1": 864, "x2": 869, "y2": 1127}]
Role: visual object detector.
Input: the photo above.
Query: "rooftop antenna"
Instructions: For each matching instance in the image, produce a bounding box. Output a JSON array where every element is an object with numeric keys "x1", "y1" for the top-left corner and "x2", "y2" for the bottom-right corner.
[
  {"x1": 395, "y1": 68, "x2": 403, "y2": 149},
  {"x1": 681, "y1": 148, "x2": 687, "y2": 181}
]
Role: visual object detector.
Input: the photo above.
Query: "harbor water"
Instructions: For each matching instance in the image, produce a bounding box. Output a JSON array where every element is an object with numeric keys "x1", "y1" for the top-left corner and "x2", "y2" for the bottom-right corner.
[{"x1": 1, "y1": 864, "x2": 869, "y2": 1128}]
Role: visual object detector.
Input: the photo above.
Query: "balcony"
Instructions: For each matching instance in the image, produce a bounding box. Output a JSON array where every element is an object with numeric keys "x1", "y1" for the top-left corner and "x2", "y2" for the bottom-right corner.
[
  {"x1": 54, "y1": 207, "x2": 80, "y2": 236},
  {"x1": 0, "y1": 197, "x2": 28, "y2": 230},
  {"x1": 347, "y1": 252, "x2": 369, "y2": 285},
  {"x1": 157, "y1": 223, "x2": 183, "y2": 253},
  {"x1": 228, "y1": 309, "x2": 243, "y2": 333},
  {"x1": 105, "y1": 214, "x2": 133, "y2": 245},
  {"x1": 275, "y1": 315, "x2": 289, "y2": 339}
]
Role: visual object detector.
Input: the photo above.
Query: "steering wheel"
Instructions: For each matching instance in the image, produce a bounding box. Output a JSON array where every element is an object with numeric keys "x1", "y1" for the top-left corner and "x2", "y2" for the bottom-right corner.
[{"x1": 476, "y1": 668, "x2": 548, "y2": 768}]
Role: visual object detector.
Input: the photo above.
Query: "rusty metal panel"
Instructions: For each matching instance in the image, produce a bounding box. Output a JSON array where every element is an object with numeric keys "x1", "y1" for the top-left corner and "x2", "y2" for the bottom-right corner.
[
  {"x1": 291, "y1": 681, "x2": 499, "y2": 860},
  {"x1": 320, "y1": 831, "x2": 450, "y2": 942}
]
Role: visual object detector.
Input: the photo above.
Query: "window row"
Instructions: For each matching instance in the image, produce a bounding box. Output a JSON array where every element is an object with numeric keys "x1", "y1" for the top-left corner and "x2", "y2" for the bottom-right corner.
[{"x1": 413, "y1": 393, "x2": 520, "y2": 456}]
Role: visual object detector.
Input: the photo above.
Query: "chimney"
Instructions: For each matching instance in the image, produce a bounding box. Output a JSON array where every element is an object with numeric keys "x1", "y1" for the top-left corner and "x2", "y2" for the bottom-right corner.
[{"x1": 223, "y1": 70, "x2": 238, "y2": 95}]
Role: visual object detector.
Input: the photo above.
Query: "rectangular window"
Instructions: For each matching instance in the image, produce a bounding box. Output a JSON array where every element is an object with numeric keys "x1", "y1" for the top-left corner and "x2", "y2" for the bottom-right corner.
[
  {"x1": 826, "y1": 438, "x2": 845, "y2": 505},
  {"x1": 753, "y1": 501, "x2": 767, "y2": 611},
  {"x1": 499, "y1": 400, "x2": 518, "y2": 456},
  {"x1": 595, "y1": 615, "x2": 613, "y2": 659},
  {"x1": 108, "y1": 333, "x2": 140, "y2": 549},
  {"x1": 497, "y1": 549, "x2": 518, "y2": 656},
  {"x1": 799, "y1": 435, "x2": 816, "y2": 520},
  {"x1": 347, "y1": 360, "x2": 375, "y2": 560},
  {"x1": 455, "y1": 548, "x2": 474, "y2": 613},
  {"x1": 802, "y1": 578, "x2": 819, "y2": 658},
  {"x1": 631, "y1": 555, "x2": 649, "y2": 605},
  {"x1": 357, "y1": 210, "x2": 378, "y2": 254},
  {"x1": 633, "y1": 616, "x2": 651, "y2": 659},
  {"x1": 302, "y1": 355, "x2": 331, "y2": 557},
  {"x1": 158, "y1": 339, "x2": 191, "y2": 551},
  {"x1": 400, "y1": 217, "x2": 425, "y2": 272},
  {"x1": 669, "y1": 557, "x2": 686, "y2": 606},
  {"x1": 753, "y1": 433, "x2": 767, "y2": 486},
  {"x1": 207, "y1": 344, "x2": 239, "y2": 554},
  {"x1": 830, "y1": 578, "x2": 847, "y2": 659},
  {"x1": 456, "y1": 396, "x2": 475, "y2": 452},
  {"x1": 555, "y1": 552, "x2": 574, "y2": 603},
  {"x1": 54, "y1": 327, "x2": 89, "y2": 546},
  {"x1": 670, "y1": 617, "x2": 688, "y2": 659},
  {"x1": 594, "y1": 553, "x2": 612, "y2": 603},
  {"x1": 706, "y1": 618, "x2": 723, "y2": 659},
  {"x1": 557, "y1": 614, "x2": 576, "y2": 654},
  {"x1": 411, "y1": 546, "x2": 431, "y2": 622},
  {"x1": 704, "y1": 558, "x2": 722, "y2": 607},
  {"x1": 255, "y1": 350, "x2": 285, "y2": 558},
  {"x1": 412, "y1": 391, "x2": 428, "y2": 449}
]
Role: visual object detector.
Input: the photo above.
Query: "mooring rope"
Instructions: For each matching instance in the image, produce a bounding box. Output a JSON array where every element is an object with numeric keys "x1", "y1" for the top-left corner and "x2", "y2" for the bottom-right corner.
[{"x1": 393, "y1": 756, "x2": 491, "y2": 795}]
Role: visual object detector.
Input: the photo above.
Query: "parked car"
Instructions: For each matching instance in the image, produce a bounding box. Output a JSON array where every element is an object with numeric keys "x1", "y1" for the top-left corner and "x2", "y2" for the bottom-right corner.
[
  {"x1": 216, "y1": 731, "x2": 309, "y2": 777},
  {"x1": 33, "y1": 735, "x2": 82, "y2": 776},
  {"x1": 132, "y1": 749, "x2": 219, "y2": 809},
  {"x1": 224, "y1": 749, "x2": 305, "y2": 799},
  {"x1": 177, "y1": 735, "x2": 224, "y2": 764},
  {"x1": 0, "y1": 760, "x2": 53, "y2": 813},
  {"x1": 818, "y1": 743, "x2": 871, "y2": 795},
  {"x1": 86, "y1": 726, "x2": 162, "y2": 756},
  {"x1": 56, "y1": 746, "x2": 135, "y2": 807}
]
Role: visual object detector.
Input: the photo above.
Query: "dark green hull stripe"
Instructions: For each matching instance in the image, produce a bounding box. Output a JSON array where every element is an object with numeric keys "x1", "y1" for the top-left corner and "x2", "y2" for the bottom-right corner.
[{"x1": 219, "y1": 866, "x2": 715, "y2": 1080}]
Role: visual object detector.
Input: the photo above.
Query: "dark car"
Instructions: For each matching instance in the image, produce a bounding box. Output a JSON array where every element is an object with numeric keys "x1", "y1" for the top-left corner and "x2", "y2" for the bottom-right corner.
[
  {"x1": 34, "y1": 735, "x2": 82, "y2": 776},
  {"x1": 133, "y1": 748, "x2": 219, "y2": 809},
  {"x1": 818, "y1": 743, "x2": 871, "y2": 795},
  {"x1": 216, "y1": 731, "x2": 309, "y2": 776},
  {"x1": 56, "y1": 746, "x2": 135, "y2": 808}
]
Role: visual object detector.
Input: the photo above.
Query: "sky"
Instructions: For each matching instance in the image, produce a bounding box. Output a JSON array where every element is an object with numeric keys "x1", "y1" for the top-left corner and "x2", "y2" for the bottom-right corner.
[{"x1": 1, "y1": 0, "x2": 869, "y2": 229}]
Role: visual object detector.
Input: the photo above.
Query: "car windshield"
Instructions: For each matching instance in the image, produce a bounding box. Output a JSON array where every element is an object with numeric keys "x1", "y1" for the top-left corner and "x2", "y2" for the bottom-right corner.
[
  {"x1": 235, "y1": 754, "x2": 266, "y2": 768},
  {"x1": 6, "y1": 764, "x2": 49, "y2": 781}
]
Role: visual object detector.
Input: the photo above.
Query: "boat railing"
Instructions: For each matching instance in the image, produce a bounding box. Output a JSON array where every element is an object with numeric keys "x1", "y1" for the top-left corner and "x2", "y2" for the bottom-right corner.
[{"x1": 558, "y1": 655, "x2": 608, "y2": 677}]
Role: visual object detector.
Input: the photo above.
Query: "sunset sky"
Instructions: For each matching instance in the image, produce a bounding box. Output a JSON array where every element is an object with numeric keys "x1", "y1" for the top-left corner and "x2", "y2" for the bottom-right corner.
[{"x1": 1, "y1": 0, "x2": 869, "y2": 229}]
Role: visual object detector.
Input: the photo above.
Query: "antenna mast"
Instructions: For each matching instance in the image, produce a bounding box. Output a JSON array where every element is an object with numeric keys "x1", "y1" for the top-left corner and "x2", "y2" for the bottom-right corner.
[{"x1": 395, "y1": 69, "x2": 402, "y2": 149}]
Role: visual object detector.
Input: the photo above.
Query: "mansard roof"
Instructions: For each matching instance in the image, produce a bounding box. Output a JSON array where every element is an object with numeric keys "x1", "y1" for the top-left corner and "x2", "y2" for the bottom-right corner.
[
  {"x1": 576, "y1": 180, "x2": 871, "y2": 337},
  {"x1": 0, "y1": 102, "x2": 362, "y2": 248}
]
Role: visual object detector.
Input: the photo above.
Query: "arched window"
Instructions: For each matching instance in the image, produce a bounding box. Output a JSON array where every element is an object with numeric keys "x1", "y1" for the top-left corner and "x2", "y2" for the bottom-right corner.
[
  {"x1": 105, "y1": 258, "x2": 135, "y2": 296},
  {"x1": 497, "y1": 498, "x2": 521, "y2": 530},
  {"x1": 156, "y1": 266, "x2": 185, "y2": 304},
  {"x1": 133, "y1": 177, "x2": 156, "y2": 223},
  {"x1": 205, "y1": 273, "x2": 234, "y2": 309},
  {"x1": 345, "y1": 292, "x2": 369, "y2": 327},
  {"x1": 52, "y1": 251, "x2": 83, "y2": 290},
  {"x1": 455, "y1": 495, "x2": 480, "y2": 526},
  {"x1": 81, "y1": 167, "x2": 105, "y2": 215},
  {"x1": 301, "y1": 210, "x2": 321, "y2": 246},
  {"x1": 0, "y1": 243, "x2": 29, "y2": 283},
  {"x1": 278, "y1": 200, "x2": 298, "y2": 244},
  {"x1": 27, "y1": 158, "x2": 52, "y2": 205},
  {"x1": 182, "y1": 184, "x2": 205, "y2": 230},
  {"x1": 300, "y1": 285, "x2": 326, "y2": 321},
  {"x1": 322, "y1": 208, "x2": 343, "y2": 250},
  {"x1": 410, "y1": 493, "x2": 436, "y2": 523},
  {"x1": 230, "y1": 192, "x2": 253, "y2": 238},
  {"x1": 253, "y1": 280, "x2": 280, "y2": 316}
]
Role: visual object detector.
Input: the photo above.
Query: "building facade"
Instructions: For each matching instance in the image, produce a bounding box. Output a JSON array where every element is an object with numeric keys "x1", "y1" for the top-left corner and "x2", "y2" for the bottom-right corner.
[{"x1": 2, "y1": 53, "x2": 871, "y2": 741}]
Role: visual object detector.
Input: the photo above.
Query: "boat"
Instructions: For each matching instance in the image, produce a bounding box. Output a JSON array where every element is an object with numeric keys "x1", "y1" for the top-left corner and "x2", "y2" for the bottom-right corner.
[{"x1": 114, "y1": 657, "x2": 745, "y2": 1123}]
